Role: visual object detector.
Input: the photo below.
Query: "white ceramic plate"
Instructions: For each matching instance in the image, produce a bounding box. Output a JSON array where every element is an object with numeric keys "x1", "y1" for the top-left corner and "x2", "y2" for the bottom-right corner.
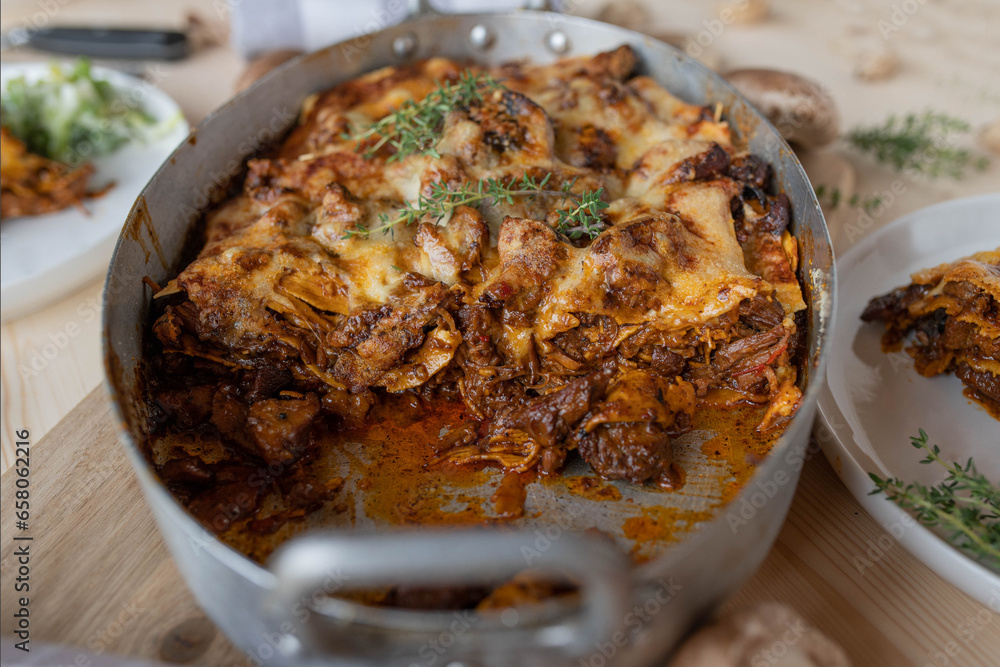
[
  {"x1": 0, "y1": 62, "x2": 189, "y2": 321},
  {"x1": 818, "y1": 193, "x2": 1000, "y2": 606}
]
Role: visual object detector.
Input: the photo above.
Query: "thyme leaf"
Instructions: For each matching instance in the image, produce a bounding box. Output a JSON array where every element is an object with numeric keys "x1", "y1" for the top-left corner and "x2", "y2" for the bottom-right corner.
[
  {"x1": 343, "y1": 173, "x2": 608, "y2": 241},
  {"x1": 846, "y1": 111, "x2": 990, "y2": 179},
  {"x1": 346, "y1": 71, "x2": 503, "y2": 163},
  {"x1": 869, "y1": 429, "x2": 1000, "y2": 571}
]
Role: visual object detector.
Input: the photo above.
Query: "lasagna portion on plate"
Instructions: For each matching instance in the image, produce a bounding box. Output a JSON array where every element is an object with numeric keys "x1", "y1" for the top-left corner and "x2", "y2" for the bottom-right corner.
[
  {"x1": 0, "y1": 126, "x2": 96, "y2": 219},
  {"x1": 862, "y1": 249, "x2": 1000, "y2": 419},
  {"x1": 146, "y1": 45, "x2": 808, "y2": 529}
]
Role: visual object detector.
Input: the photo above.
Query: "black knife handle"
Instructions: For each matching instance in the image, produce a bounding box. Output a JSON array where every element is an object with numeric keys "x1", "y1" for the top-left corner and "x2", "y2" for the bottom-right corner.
[{"x1": 26, "y1": 27, "x2": 189, "y2": 61}]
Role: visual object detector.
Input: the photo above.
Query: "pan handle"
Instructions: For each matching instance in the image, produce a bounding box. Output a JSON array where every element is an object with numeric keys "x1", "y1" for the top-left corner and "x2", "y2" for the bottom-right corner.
[
  {"x1": 265, "y1": 529, "x2": 632, "y2": 666},
  {"x1": 405, "y1": 0, "x2": 557, "y2": 19}
]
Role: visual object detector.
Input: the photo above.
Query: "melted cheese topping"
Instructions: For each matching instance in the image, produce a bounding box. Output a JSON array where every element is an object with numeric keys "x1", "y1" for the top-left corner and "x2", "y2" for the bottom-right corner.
[{"x1": 165, "y1": 47, "x2": 805, "y2": 393}]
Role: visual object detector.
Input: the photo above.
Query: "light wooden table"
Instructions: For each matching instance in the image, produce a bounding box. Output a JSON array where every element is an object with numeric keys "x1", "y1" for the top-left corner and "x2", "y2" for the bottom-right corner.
[{"x1": 1, "y1": 0, "x2": 998, "y2": 665}]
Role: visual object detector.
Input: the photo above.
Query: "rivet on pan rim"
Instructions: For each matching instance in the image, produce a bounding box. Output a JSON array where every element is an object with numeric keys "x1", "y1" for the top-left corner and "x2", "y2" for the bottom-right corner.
[
  {"x1": 469, "y1": 24, "x2": 495, "y2": 50},
  {"x1": 545, "y1": 30, "x2": 570, "y2": 54},
  {"x1": 392, "y1": 32, "x2": 418, "y2": 59}
]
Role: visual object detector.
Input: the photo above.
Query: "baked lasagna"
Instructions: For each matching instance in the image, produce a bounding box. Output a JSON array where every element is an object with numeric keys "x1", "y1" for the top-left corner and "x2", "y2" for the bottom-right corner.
[
  {"x1": 862, "y1": 250, "x2": 1000, "y2": 419},
  {"x1": 146, "y1": 46, "x2": 808, "y2": 536},
  {"x1": 0, "y1": 126, "x2": 96, "y2": 219}
]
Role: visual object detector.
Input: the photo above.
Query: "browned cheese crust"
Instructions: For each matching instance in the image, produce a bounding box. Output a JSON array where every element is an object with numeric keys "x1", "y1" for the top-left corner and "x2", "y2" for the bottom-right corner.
[
  {"x1": 862, "y1": 249, "x2": 1000, "y2": 419},
  {"x1": 147, "y1": 46, "x2": 808, "y2": 502}
]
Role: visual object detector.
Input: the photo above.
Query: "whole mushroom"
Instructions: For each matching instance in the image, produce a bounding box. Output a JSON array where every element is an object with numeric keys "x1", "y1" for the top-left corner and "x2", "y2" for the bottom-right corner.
[
  {"x1": 718, "y1": 0, "x2": 770, "y2": 25},
  {"x1": 235, "y1": 49, "x2": 303, "y2": 93},
  {"x1": 725, "y1": 69, "x2": 841, "y2": 149},
  {"x1": 597, "y1": 0, "x2": 652, "y2": 33},
  {"x1": 854, "y1": 49, "x2": 900, "y2": 82},
  {"x1": 982, "y1": 119, "x2": 1000, "y2": 156},
  {"x1": 670, "y1": 603, "x2": 852, "y2": 667}
]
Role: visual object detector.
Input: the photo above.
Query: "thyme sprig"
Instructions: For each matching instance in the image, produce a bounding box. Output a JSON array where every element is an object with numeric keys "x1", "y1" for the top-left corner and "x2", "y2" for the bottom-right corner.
[
  {"x1": 846, "y1": 112, "x2": 990, "y2": 179},
  {"x1": 343, "y1": 173, "x2": 608, "y2": 240},
  {"x1": 347, "y1": 71, "x2": 503, "y2": 162},
  {"x1": 813, "y1": 184, "x2": 884, "y2": 213},
  {"x1": 869, "y1": 429, "x2": 1000, "y2": 571},
  {"x1": 554, "y1": 189, "x2": 611, "y2": 240}
]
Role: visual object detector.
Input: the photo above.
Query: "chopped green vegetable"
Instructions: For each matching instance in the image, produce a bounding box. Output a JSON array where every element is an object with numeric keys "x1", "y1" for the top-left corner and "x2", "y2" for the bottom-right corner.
[{"x1": 1, "y1": 58, "x2": 160, "y2": 165}]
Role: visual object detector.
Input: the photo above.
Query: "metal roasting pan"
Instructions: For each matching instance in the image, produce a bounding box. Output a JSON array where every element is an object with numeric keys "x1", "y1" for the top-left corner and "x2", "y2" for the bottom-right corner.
[{"x1": 102, "y1": 4, "x2": 836, "y2": 666}]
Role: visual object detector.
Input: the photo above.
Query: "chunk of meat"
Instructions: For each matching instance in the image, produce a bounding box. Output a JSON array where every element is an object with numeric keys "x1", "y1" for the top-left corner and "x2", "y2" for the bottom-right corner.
[
  {"x1": 160, "y1": 456, "x2": 215, "y2": 485},
  {"x1": 587, "y1": 216, "x2": 672, "y2": 310},
  {"x1": 661, "y1": 143, "x2": 730, "y2": 185},
  {"x1": 688, "y1": 326, "x2": 787, "y2": 394},
  {"x1": 577, "y1": 422, "x2": 673, "y2": 485},
  {"x1": 156, "y1": 385, "x2": 215, "y2": 428},
  {"x1": 743, "y1": 192, "x2": 791, "y2": 236},
  {"x1": 185, "y1": 463, "x2": 268, "y2": 533},
  {"x1": 211, "y1": 386, "x2": 252, "y2": 450},
  {"x1": 651, "y1": 347, "x2": 685, "y2": 377},
  {"x1": 476, "y1": 365, "x2": 616, "y2": 475},
  {"x1": 480, "y1": 217, "x2": 568, "y2": 309},
  {"x1": 727, "y1": 154, "x2": 771, "y2": 188},
  {"x1": 331, "y1": 284, "x2": 450, "y2": 391},
  {"x1": 560, "y1": 124, "x2": 618, "y2": 171},
  {"x1": 510, "y1": 365, "x2": 615, "y2": 449},
  {"x1": 246, "y1": 393, "x2": 321, "y2": 466},
  {"x1": 321, "y1": 387, "x2": 376, "y2": 428},
  {"x1": 860, "y1": 283, "x2": 930, "y2": 325},
  {"x1": 242, "y1": 366, "x2": 293, "y2": 403},
  {"x1": 956, "y1": 363, "x2": 1000, "y2": 406},
  {"x1": 738, "y1": 294, "x2": 785, "y2": 331}
]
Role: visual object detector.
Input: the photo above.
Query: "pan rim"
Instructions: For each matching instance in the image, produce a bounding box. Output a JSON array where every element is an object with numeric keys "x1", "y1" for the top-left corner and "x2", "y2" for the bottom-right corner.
[{"x1": 101, "y1": 9, "x2": 836, "y2": 586}]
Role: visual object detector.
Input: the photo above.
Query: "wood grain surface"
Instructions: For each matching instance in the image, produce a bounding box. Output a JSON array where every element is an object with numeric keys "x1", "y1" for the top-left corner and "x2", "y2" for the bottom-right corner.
[
  {"x1": 2, "y1": 387, "x2": 997, "y2": 666},
  {"x1": 1, "y1": 1, "x2": 998, "y2": 665}
]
